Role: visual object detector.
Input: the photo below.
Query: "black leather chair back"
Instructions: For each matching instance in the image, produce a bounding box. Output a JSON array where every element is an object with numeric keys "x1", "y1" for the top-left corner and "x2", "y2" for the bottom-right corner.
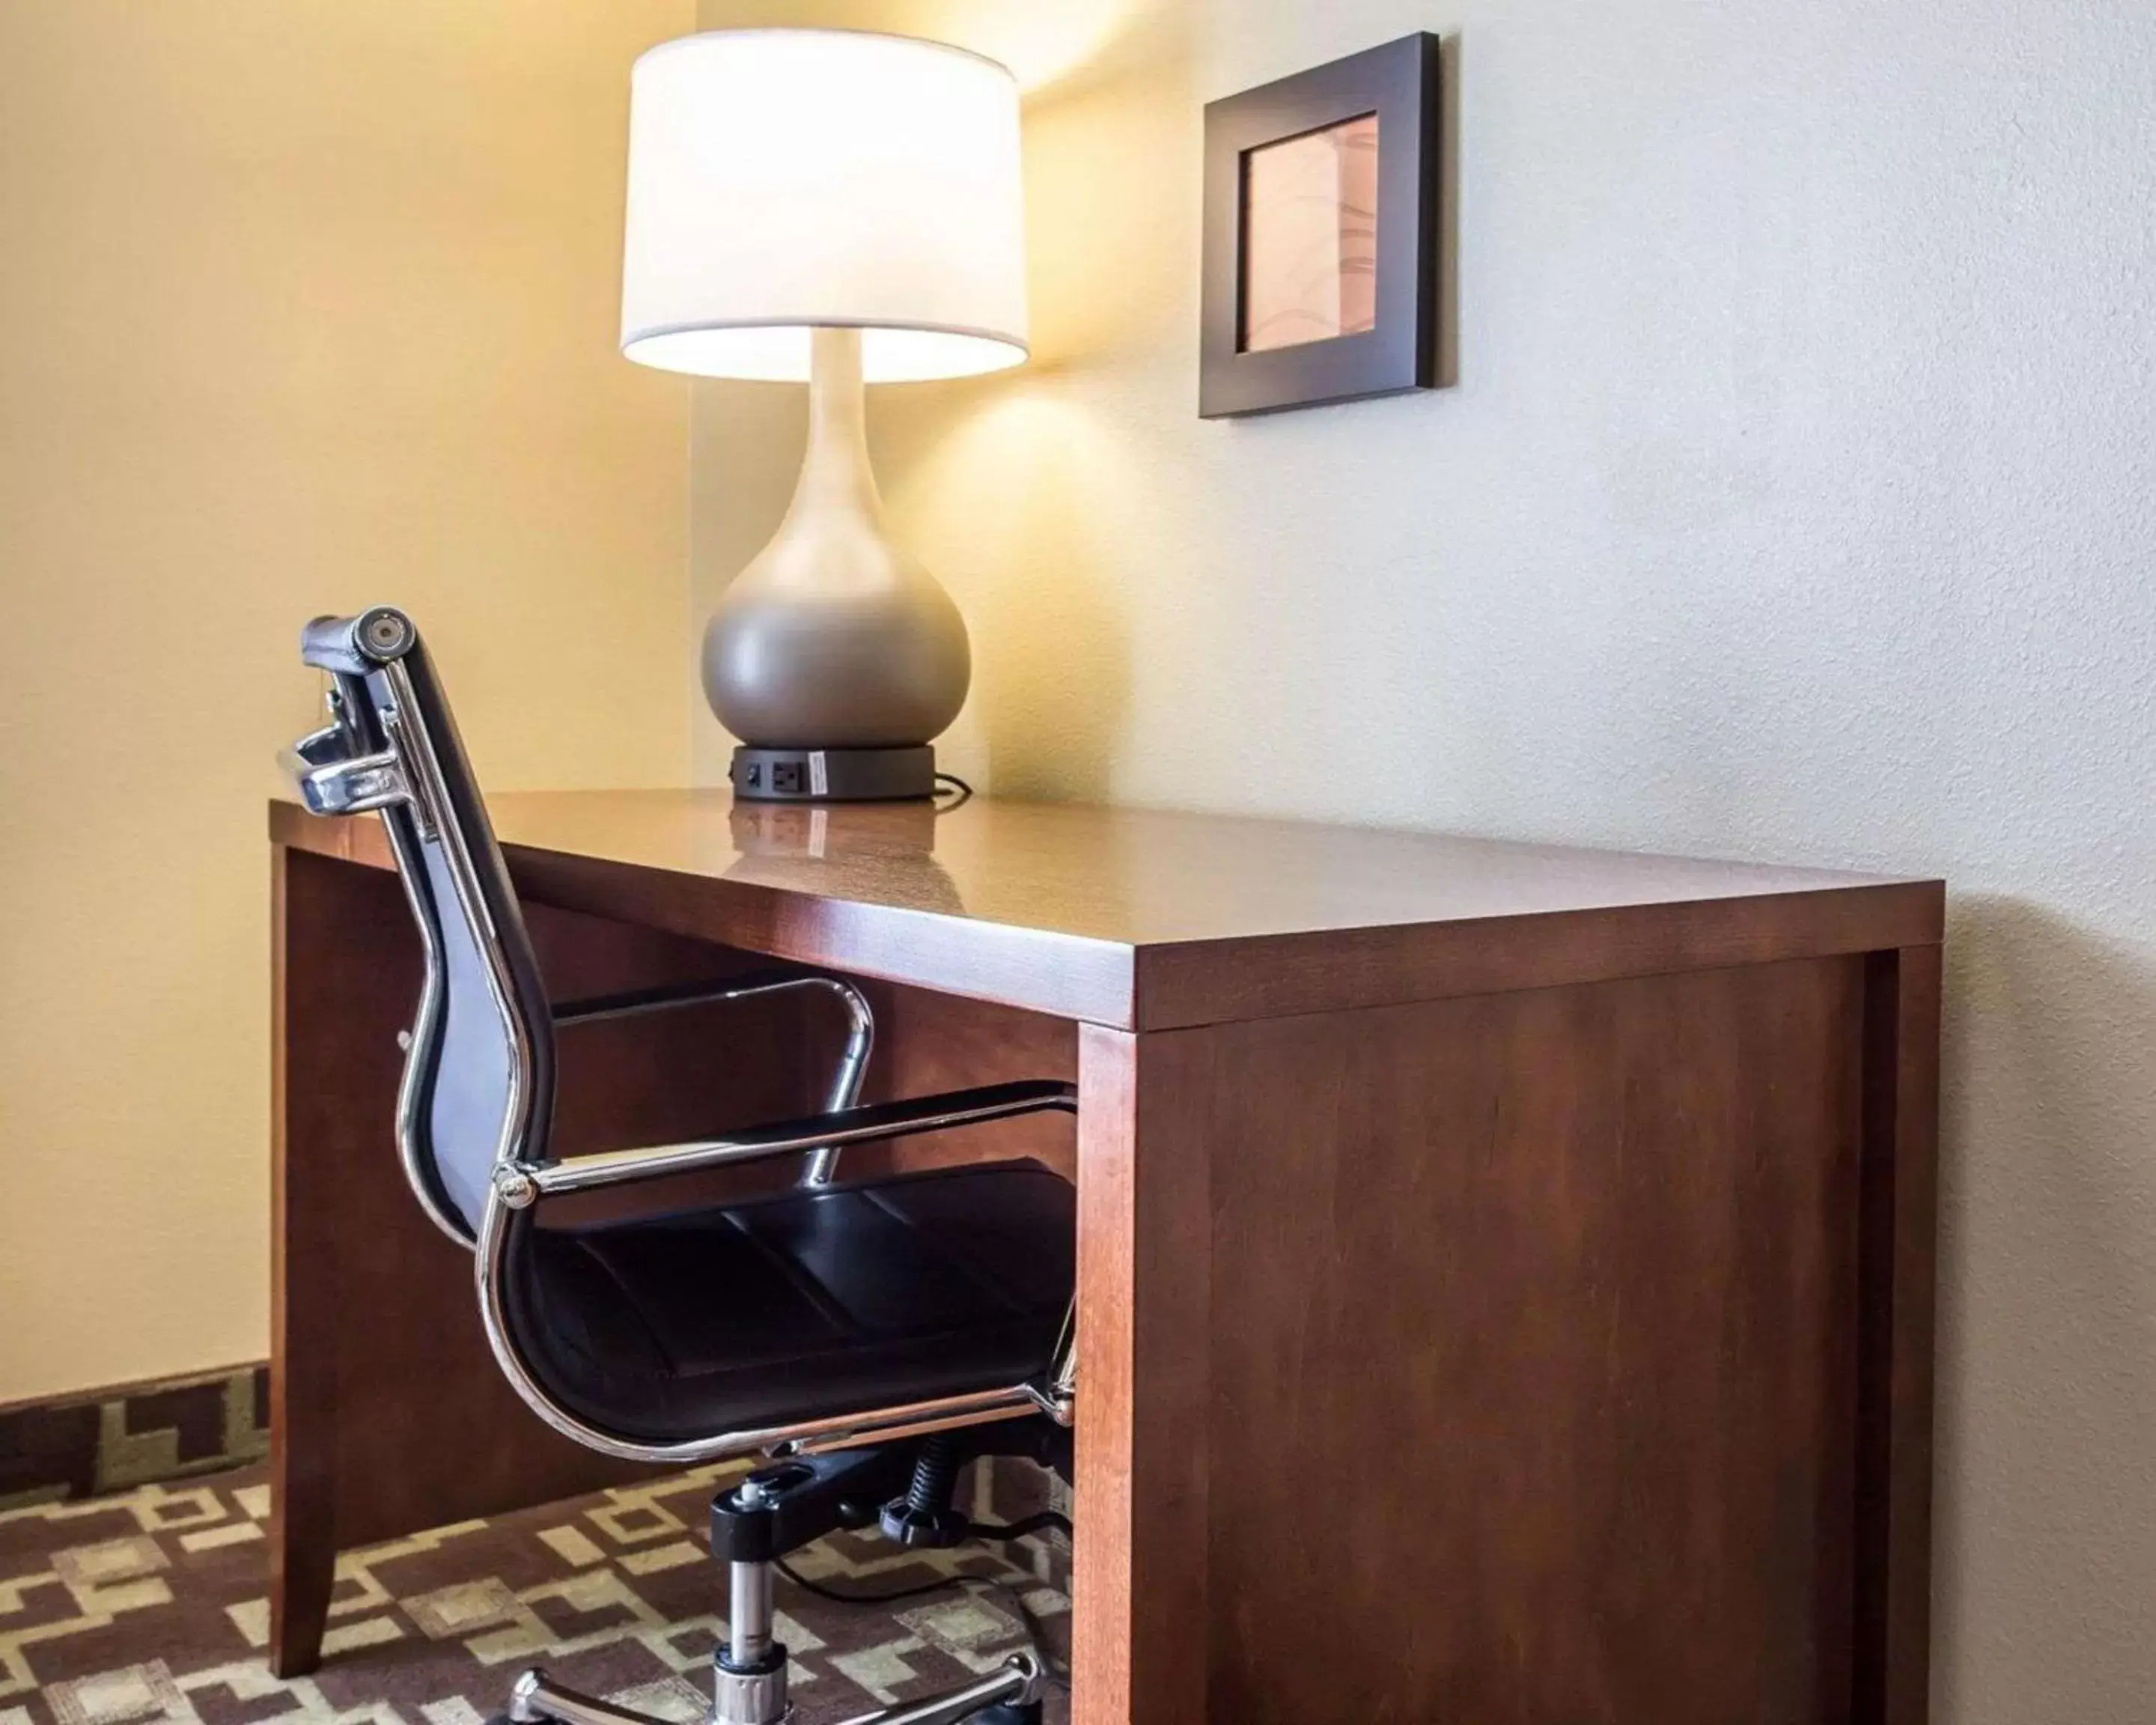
[{"x1": 293, "y1": 608, "x2": 555, "y2": 1238}]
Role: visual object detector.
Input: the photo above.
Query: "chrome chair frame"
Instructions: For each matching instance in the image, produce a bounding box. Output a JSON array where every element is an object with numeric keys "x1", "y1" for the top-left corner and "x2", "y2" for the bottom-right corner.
[
  {"x1": 294, "y1": 607, "x2": 1078, "y2": 1725},
  {"x1": 287, "y1": 609, "x2": 1080, "y2": 1473}
]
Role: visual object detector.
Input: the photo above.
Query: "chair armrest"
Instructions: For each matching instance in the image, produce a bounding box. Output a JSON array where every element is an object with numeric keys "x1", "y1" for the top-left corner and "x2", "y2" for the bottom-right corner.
[
  {"x1": 554, "y1": 970, "x2": 877, "y2": 1190},
  {"x1": 504, "y1": 1079, "x2": 1077, "y2": 1205},
  {"x1": 551, "y1": 970, "x2": 856, "y2": 1027}
]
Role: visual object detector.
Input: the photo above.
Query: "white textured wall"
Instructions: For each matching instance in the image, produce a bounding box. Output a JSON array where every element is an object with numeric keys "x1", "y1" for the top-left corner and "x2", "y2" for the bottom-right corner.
[{"x1": 691, "y1": 0, "x2": 2156, "y2": 1717}]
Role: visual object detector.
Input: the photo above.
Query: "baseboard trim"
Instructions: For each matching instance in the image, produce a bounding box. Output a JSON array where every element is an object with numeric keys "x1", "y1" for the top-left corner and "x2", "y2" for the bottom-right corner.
[{"x1": 0, "y1": 1360, "x2": 270, "y2": 1509}]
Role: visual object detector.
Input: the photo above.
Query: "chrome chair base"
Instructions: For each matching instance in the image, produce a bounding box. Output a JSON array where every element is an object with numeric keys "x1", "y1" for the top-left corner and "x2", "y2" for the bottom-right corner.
[
  {"x1": 500, "y1": 1446, "x2": 1061, "y2": 1725},
  {"x1": 505, "y1": 1648, "x2": 1047, "y2": 1725}
]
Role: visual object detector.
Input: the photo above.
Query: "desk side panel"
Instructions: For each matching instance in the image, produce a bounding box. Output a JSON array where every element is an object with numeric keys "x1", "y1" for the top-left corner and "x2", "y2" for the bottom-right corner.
[{"x1": 1103, "y1": 956, "x2": 1878, "y2": 1724}]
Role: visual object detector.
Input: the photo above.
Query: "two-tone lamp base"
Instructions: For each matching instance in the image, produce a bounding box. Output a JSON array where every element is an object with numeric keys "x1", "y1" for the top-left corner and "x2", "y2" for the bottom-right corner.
[{"x1": 729, "y1": 744, "x2": 937, "y2": 803}]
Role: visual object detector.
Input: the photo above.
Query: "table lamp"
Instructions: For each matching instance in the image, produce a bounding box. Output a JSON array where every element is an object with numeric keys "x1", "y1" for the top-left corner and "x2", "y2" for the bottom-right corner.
[{"x1": 620, "y1": 29, "x2": 1028, "y2": 803}]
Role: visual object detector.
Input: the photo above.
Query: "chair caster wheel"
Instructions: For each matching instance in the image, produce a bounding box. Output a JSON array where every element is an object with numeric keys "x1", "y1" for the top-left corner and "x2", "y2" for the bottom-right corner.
[{"x1": 969, "y1": 1705, "x2": 1043, "y2": 1725}]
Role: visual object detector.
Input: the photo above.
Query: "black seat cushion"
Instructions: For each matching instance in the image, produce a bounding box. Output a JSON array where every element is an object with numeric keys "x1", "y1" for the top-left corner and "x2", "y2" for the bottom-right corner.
[{"x1": 503, "y1": 1158, "x2": 1075, "y2": 1445}]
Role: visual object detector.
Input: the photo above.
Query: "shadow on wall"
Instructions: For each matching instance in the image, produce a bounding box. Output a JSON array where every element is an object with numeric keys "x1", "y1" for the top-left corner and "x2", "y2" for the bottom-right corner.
[
  {"x1": 860, "y1": 4, "x2": 1199, "y2": 804},
  {"x1": 697, "y1": 375, "x2": 1145, "y2": 803},
  {"x1": 895, "y1": 391, "x2": 1139, "y2": 805},
  {"x1": 1932, "y1": 895, "x2": 2156, "y2": 1721}
]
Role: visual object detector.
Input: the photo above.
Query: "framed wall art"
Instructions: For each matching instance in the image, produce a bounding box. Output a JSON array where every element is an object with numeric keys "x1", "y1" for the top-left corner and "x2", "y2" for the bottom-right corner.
[{"x1": 1200, "y1": 33, "x2": 1443, "y2": 418}]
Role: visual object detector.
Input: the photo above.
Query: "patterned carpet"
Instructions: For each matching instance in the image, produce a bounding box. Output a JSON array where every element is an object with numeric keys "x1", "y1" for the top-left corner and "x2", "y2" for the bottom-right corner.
[{"x1": 0, "y1": 1461, "x2": 1070, "y2": 1725}]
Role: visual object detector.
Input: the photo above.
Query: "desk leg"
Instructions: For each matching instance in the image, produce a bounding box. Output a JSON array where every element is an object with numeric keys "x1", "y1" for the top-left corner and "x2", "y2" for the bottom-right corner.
[
  {"x1": 1071, "y1": 1024, "x2": 1215, "y2": 1725},
  {"x1": 1857, "y1": 945, "x2": 1942, "y2": 1725},
  {"x1": 269, "y1": 845, "x2": 380, "y2": 1675}
]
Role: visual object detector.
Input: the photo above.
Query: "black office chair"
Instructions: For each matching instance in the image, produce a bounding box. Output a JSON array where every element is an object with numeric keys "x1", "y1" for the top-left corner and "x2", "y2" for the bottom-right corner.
[{"x1": 284, "y1": 607, "x2": 1077, "y2": 1725}]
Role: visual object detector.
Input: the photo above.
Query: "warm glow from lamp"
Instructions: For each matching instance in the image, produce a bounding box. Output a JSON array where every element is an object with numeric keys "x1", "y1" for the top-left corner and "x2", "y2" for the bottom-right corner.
[{"x1": 620, "y1": 29, "x2": 1029, "y2": 384}]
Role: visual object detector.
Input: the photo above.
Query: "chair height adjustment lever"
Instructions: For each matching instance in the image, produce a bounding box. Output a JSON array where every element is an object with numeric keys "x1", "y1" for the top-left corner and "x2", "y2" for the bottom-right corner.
[{"x1": 878, "y1": 1432, "x2": 972, "y2": 1549}]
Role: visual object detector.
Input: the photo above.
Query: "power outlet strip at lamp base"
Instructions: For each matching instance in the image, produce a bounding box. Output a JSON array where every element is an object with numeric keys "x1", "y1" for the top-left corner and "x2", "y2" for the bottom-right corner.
[{"x1": 729, "y1": 743, "x2": 937, "y2": 803}]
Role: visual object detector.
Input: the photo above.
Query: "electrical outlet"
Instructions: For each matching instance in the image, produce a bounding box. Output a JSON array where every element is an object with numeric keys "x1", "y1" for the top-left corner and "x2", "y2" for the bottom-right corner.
[{"x1": 771, "y1": 760, "x2": 806, "y2": 794}]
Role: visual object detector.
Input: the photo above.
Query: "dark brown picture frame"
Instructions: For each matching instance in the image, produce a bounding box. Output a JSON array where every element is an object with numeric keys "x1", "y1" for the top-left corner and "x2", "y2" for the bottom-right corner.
[{"x1": 1200, "y1": 33, "x2": 1442, "y2": 419}]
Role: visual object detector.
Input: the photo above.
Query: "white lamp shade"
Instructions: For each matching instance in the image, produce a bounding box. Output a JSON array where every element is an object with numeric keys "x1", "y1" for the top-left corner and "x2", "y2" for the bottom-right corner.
[{"x1": 621, "y1": 29, "x2": 1028, "y2": 384}]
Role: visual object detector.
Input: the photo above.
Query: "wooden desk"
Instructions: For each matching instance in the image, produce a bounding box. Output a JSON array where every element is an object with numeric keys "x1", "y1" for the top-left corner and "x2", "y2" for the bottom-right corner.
[{"x1": 270, "y1": 790, "x2": 1942, "y2": 1724}]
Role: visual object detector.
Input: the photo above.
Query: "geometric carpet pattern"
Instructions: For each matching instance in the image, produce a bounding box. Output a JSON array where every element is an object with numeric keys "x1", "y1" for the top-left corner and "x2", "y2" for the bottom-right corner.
[{"x1": 0, "y1": 1463, "x2": 1070, "y2": 1725}]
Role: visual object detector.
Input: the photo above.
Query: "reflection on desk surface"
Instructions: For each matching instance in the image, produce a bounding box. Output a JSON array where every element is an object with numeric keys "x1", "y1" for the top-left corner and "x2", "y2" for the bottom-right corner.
[{"x1": 726, "y1": 798, "x2": 966, "y2": 917}]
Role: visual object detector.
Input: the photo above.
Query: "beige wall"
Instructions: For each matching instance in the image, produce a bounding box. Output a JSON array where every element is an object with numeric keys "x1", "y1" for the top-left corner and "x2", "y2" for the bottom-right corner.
[
  {"x1": 0, "y1": 1, "x2": 695, "y2": 1405},
  {"x1": 692, "y1": 1, "x2": 2156, "y2": 1719}
]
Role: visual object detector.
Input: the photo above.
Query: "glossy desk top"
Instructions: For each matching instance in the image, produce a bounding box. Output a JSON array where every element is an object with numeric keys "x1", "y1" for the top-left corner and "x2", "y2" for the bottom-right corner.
[{"x1": 272, "y1": 790, "x2": 1943, "y2": 1030}]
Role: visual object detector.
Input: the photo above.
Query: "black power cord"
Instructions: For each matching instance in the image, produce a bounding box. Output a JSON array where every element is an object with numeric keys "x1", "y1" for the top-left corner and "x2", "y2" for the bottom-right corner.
[
  {"x1": 772, "y1": 1513, "x2": 1070, "y2": 1604},
  {"x1": 972, "y1": 1511, "x2": 1072, "y2": 1544},
  {"x1": 932, "y1": 771, "x2": 975, "y2": 809},
  {"x1": 775, "y1": 1555, "x2": 961, "y2": 1606}
]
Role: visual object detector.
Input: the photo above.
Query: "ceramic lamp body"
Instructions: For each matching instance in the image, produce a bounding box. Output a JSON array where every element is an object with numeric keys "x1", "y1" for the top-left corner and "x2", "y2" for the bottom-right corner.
[{"x1": 701, "y1": 329, "x2": 969, "y2": 747}]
